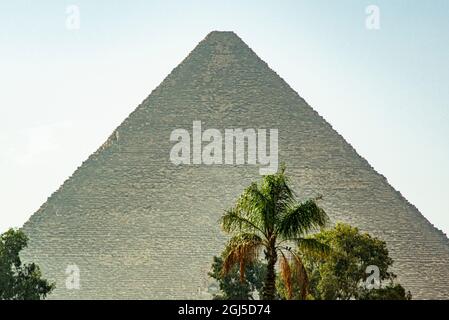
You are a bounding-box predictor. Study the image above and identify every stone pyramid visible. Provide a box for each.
[21,31,449,299]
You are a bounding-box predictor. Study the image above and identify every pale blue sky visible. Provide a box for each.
[0,1,448,235]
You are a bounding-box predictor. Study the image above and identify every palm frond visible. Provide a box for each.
[222,233,263,282]
[262,171,294,210]
[279,251,293,299]
[296,237,330,258]
[291,252,309,300]
[255,169,297,232]
[279,246,310,300]
[239,182,272,232]
[221,209,264,235]
[277,199,329,238]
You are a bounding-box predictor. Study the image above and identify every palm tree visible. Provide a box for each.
[221,166,329,300]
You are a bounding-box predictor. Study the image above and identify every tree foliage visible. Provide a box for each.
[0,229,55,300]
[208,256,266,300]
[302,223,411,300]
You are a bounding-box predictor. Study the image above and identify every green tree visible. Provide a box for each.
[359,283,412,300]
[0,229,55,300]
[208,256,266,300]
[303,223,411,300]
[220,166,329,300]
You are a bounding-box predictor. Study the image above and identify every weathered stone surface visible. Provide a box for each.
[21,31,449,299]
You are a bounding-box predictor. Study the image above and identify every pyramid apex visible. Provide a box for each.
[204,30,241,41]
[206,30,237,35]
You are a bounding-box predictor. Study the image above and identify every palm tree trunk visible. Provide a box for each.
[262,244,277,300]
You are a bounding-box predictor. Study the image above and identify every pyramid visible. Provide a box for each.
[21,31,449,299]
